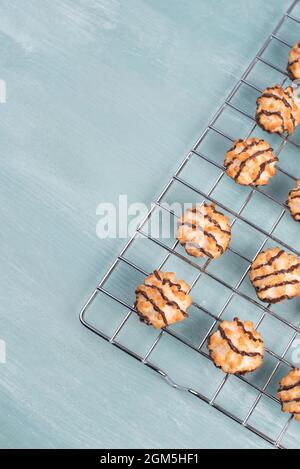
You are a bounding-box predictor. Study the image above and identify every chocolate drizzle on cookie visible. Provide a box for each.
[256,110,285,133]
[208,318,264,375]
[176,203,231,259]
[288,41,300,80]
[219,324,263,358]
[224,138,278,187]
[279,380,300,392]
[278,369,300,421]
[252,249,284,271]
[234,317,263,343]
[135,271,192,329]
[181,241,214,259]
[135,289,169,326]
[253,262,300,282]
[250,247,300,304]
[144,283,188,317]
[287,181,300,223]
[256,86,300,136]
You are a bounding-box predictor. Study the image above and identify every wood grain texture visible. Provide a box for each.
[0,0,292,448]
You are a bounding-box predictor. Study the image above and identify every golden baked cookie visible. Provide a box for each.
[249,247,300,304]
[208,318,264,375]
[176,203,231,259]
[287,180,300,222]
[256,85,300,135]
[135,270,192,329]
[278,368,300,422]
[288,40,300,80]
[224,138,278,186]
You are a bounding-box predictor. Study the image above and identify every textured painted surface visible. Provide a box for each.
[0,0,296,448]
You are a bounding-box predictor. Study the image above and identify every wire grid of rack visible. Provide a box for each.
[80,0,300,449]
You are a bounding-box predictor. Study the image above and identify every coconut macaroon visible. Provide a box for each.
[256,85,300,135]
[278,368,300,422]
[287,40,300,80]
[176,203,231,259]
[134,270,192,329]
[287,180,300,223]
[249,247,300,304]
[224,138,278,186]
[208,318,264,375]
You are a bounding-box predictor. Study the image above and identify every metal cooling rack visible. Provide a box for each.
[80,0,300,449]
